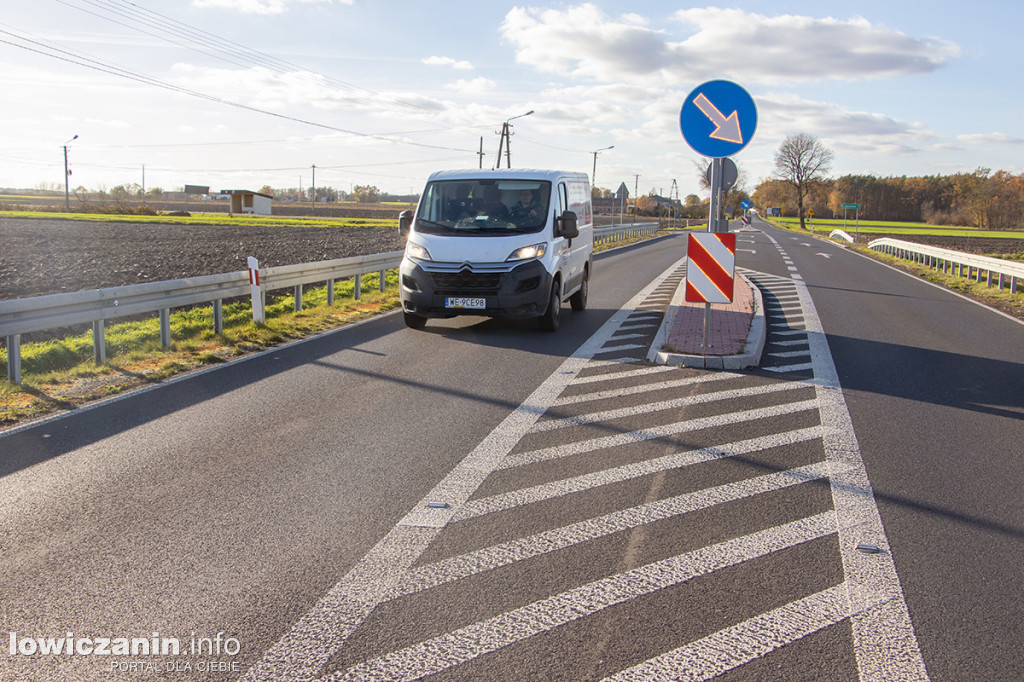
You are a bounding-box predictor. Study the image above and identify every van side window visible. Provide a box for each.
[558,183,568,216]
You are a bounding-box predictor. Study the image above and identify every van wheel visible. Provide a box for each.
[538,281,561,332]
[569,270,589,311]
[404,311,427,329]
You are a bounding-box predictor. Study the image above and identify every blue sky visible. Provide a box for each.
[1,0,1021,200]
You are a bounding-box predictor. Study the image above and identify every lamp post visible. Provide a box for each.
[496,110,533,168]
[63,134,78,211]
[591,145,613,188]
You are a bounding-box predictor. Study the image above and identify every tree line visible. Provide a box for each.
[754,167,1024,230]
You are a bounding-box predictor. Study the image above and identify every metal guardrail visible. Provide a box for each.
[1,222,662,385]
[868,237,1023,293]
[594,222,660,246]
[2,251,403,384]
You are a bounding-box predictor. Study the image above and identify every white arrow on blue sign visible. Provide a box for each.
[680,80,758,158]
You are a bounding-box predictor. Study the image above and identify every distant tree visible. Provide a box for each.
[352,185,381,203]
[694,159,748,219]
[684,194,701,208]
[773,133,834,230]
[259,185,275,197]
[146,187,164,199]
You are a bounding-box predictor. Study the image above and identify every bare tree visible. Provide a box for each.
[773,133,834,230]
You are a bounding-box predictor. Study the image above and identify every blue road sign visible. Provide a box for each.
[680,80,757,158]
[741,199,753,209]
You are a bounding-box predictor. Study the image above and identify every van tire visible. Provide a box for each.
[404,311,428,330]
[538,281,561,332]
[569,269,589,311]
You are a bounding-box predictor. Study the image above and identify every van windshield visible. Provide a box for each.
[415,180,551,235]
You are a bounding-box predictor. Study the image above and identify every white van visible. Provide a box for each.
[399,169,593,331]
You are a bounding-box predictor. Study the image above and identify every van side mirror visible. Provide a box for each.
[399,210,413,237]
[559,210,578,239]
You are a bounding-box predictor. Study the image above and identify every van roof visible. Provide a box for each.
[426,169,589,184]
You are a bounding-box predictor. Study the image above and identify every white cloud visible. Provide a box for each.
[423,56,474,71]
[500,5,960,85]
[957,133,1024,145]
[191,0,346,16]
[444,78,496,94]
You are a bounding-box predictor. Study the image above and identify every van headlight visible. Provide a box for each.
[506,243,547,262]
[405,242,432,262]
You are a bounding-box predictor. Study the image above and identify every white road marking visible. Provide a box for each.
[240,258,690,682]
[454,426,824,522]
[498,399,819,470]
[606,584,850,682]
[330,514,837,682]
[552,371,733,407]
[389,460,836,601]
[532,381,807,432]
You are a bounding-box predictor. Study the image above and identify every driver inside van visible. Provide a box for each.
[509,189,542,223]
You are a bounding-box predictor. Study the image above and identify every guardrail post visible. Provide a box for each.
[379,270,386,292]
[354,274,362,301]
[159,308,171,348]
[213,299,223,334]
[5,334,21,385]
[248,257,265,324]
[93,320,106,365]
[294,285,303,312]
[1013,276,1019,294]
[327,279,335,306]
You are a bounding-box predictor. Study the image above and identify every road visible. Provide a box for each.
[1,221,1021,680]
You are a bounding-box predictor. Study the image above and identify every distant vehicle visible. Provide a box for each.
[399,169,593,331]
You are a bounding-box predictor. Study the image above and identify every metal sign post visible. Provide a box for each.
[680,80,756,357]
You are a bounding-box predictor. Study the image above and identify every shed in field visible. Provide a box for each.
[221,189,273,216]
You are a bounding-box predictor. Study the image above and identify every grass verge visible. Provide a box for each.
[1,273,399,429]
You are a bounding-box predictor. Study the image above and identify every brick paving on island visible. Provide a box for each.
[664,274,755,356]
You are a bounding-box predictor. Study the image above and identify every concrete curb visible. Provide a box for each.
[646,272,765,370]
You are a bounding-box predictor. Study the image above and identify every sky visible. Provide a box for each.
[1,0,1021,201]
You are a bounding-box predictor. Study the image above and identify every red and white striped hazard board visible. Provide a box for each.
[685,232,737,303]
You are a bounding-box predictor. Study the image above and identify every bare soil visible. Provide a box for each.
[0,217,406,300]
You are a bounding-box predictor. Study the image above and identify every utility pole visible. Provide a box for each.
[478,137,485,169]
[63,134,78,211]
[311,164,316,210]
[633,174,640,223]
[591,145,613,188]
[496,110,533,169]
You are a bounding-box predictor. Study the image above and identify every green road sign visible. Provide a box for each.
[842,203,861,210]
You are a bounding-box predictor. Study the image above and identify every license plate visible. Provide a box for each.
[445,297,486,310]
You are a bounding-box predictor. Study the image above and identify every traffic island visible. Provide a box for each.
[647,272,765,370]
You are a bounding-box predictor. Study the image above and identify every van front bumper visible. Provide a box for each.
[400,258,553,319]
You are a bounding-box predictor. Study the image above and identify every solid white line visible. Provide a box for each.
[498,399,819,470]
[390,460,836,601]
[605,583,850,682]
[329,513,838,682]
[455,426,824,522]
[795,272,930,680]
[532,381,807,432]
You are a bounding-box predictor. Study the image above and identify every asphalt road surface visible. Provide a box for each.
[1,222,1021,681]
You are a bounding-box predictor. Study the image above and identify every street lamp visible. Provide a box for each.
[496,110,533,168]
[591,145,614,188]
[63,134,78,211]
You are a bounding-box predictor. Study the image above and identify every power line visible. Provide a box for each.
[0,26,477,154]
[56,0,442,117]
